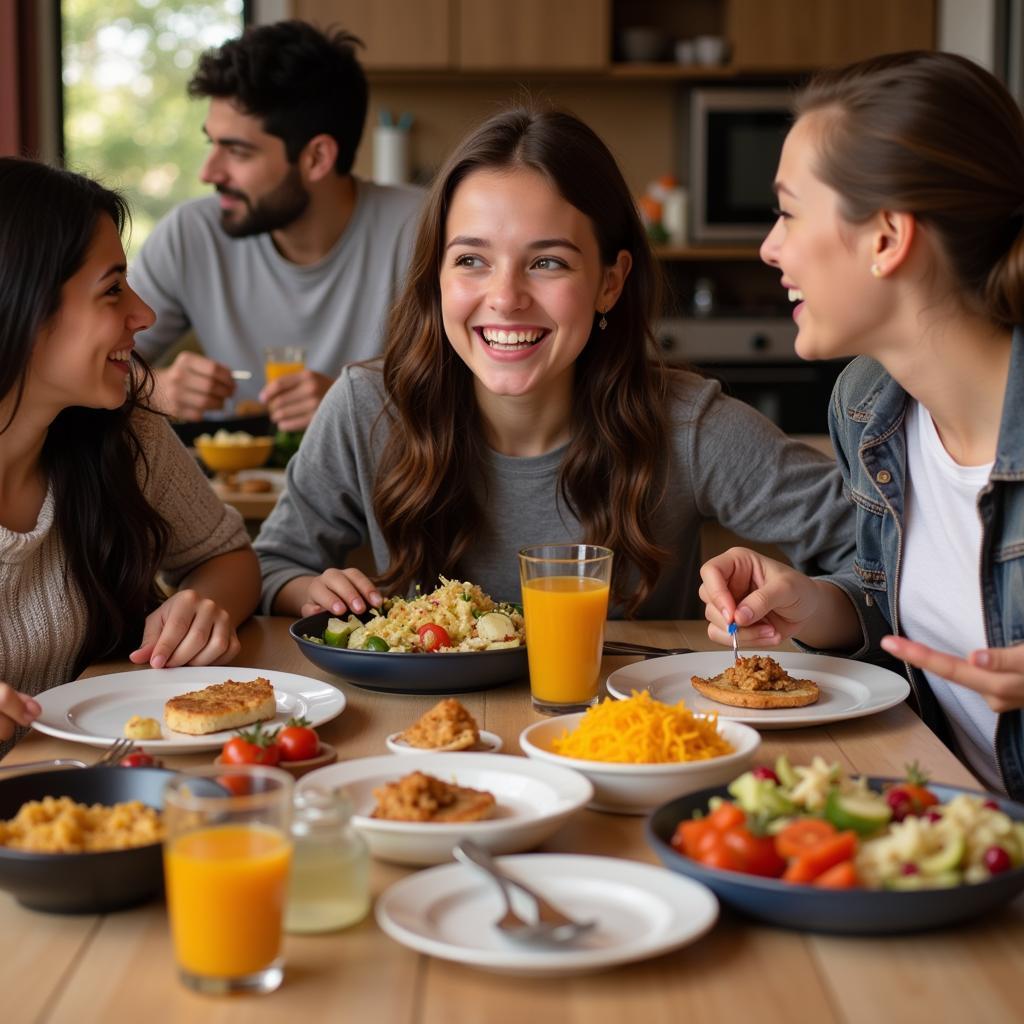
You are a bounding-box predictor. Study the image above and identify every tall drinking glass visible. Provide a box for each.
[264,345,307,383]
[518,544,613,715]
[163,765,294,996]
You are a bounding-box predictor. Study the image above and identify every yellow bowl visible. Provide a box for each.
[194,436,274,473]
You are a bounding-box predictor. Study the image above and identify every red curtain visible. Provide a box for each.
[0,0,42,158]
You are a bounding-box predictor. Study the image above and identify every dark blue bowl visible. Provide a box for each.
[290,611,528,695]
[647,779,1024,935]
[0,767,222,914]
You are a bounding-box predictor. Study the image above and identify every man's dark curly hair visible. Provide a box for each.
[188,20,367,175]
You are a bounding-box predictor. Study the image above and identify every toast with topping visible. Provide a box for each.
[163,677,277,735]
[399,698,480,751]
[691,655,819,709]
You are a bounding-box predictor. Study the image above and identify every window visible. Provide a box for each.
[61,0,248,254]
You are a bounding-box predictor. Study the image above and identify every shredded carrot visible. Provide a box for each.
[550,690,733,764]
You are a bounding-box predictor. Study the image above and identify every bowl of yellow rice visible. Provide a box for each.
[518,691,760,815]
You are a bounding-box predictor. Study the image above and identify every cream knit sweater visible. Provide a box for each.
[0,411,250,700]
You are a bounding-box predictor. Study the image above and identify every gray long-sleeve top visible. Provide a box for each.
[255,364,856,618]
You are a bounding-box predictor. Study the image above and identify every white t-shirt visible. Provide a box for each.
[899,400,1001,791]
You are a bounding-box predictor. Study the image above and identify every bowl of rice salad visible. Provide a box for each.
[290,579,528,694]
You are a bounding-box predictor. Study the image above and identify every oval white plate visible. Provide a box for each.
[606,651,910,730]
[31,667,346,753]
[375,853,718,976]
[385,730,503,755]
[298,752,592,866]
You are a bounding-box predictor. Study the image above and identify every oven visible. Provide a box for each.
[654,317,849,435]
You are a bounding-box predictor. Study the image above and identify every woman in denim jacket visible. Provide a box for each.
[698,51,1024,799]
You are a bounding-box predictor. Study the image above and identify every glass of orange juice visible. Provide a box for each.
[518,543,613,715]
[264,345,306,383]
[163,765,294,995]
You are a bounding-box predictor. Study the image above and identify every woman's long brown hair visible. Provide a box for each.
[372,108,675,615]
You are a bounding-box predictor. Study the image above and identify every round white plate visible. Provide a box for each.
[606,650,910,729]
[375,853,718,976]
[298,752,592,866]
[385,729,503,755]
[31,666,346,753]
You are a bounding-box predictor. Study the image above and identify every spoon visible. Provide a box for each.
[452,840,596,945]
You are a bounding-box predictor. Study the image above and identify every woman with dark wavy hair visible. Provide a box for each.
[0,158,260,745]
[257,107,853,620]
[699,51,1024,797]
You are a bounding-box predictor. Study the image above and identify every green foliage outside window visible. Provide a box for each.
[62,0,244,256]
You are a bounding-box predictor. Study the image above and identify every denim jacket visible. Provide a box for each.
[823,329,1024,800]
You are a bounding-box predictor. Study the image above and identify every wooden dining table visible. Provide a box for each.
[2,617,1022,1024]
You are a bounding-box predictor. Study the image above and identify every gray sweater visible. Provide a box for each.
[255,364,856,618]
[129,181,424,403]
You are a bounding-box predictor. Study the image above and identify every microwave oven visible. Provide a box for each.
[689,88,792,243]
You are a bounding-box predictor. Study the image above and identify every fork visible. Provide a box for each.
[453,840,596,945]
[602,640,695,659]
[0,736,135,775]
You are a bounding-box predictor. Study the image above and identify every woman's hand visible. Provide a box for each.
[699,547,824,647]
[0,683,41,743]
[881,635,1024,713]
[301,568,383,619]
[129,589,241,669]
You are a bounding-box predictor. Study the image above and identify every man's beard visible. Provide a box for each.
[217,165,310,238]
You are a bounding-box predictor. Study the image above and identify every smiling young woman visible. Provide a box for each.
[256,107,856,622]
[699,51,1024,800]
[0,159,261,749]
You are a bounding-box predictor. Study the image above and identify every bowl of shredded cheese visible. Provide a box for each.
[518,691,760,815]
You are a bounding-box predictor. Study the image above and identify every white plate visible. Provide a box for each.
[606,650,910,729]
[298,753,592,866]
[31,667,346,753]
[375,853,718,976]
[385,729,503,755]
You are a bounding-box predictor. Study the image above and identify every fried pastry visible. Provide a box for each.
[399,698,480,751]
[370,771,495,822]
[163,677,277,735]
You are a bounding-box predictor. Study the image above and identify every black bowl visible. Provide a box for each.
[0,767,219,914]
[647,779,1024,935]
[290,611,529,695]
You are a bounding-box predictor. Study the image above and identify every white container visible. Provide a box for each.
[373,124,411,186]
[694,35,728,66]
[662,186,689,245]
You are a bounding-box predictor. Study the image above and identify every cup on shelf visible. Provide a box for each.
[620,26,668,63]
[674,39,696,66]
[694,35,728,66]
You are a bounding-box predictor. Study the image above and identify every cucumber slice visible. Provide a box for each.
[825,789,893,835]
[775,754,798,789]
[728,772,796,817]
[323,617,355,648]
[919,832,966,876]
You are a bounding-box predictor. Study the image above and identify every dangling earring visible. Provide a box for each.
[870,263,883,278]
[598,309,608,331]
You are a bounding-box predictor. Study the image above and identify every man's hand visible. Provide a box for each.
[260,369,333,431]
[881,635,1024,713]
[152,352,235,421]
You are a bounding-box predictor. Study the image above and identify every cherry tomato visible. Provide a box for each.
[695,835,745,873]
[417,623,452,652]
[752,765,780,784]
[277,717,319,762]
[721,828,786,877]
[119,750,156,768]
[984,845,1012,874]
[220,722,282,766]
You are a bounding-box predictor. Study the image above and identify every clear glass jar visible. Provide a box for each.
[285,787,370,934]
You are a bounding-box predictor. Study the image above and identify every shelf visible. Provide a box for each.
[608,62,738,79]
[366,64,748,84]
[653,244,762,261]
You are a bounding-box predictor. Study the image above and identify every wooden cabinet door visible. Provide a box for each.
[727,0,935,71]
[292,0,452,70]
[458,0,610,70]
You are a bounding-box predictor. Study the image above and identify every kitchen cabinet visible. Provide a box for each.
[726,0,936,72]
[291,0,452,70]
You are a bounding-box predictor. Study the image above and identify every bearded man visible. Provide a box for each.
[130,20,423,431]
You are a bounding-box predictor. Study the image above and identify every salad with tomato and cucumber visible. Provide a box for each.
[671,756,1024,890]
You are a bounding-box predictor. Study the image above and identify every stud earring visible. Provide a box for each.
[870,263,883,278]
[598,310,608,331]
